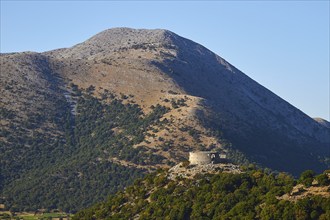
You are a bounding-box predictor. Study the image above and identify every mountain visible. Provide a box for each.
[1,27,329,211]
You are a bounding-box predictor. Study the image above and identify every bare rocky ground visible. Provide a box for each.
[168,162,242,180]
[278,184,330,202]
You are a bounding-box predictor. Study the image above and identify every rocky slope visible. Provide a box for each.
[1,28,329,211]
[47,27,329,172]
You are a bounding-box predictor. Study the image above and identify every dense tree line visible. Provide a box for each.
[73,168,330,220]
[0,90,72,191]
[1,89,170,212]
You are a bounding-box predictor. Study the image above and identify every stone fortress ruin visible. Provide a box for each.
[168,151,239,180]
[189,151,227,165]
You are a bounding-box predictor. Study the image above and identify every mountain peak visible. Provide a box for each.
[90,27,175,44]
[48,27,179,59]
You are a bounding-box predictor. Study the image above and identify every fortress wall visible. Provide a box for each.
[189,152,212,165]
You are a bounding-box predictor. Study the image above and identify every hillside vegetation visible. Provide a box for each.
[1,88,172,212]
[73,168,330,220]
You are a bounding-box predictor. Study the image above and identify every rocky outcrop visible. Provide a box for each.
[168,162,241,180]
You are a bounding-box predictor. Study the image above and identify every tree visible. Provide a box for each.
[315,173,330,186]
[298,170,315,187]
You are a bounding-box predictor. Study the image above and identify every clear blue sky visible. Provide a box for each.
[1,1,329,120]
